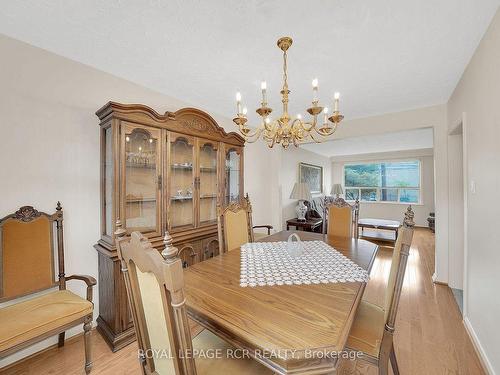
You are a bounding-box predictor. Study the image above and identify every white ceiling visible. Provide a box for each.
[0,1,499,121]
[301,127,434,157]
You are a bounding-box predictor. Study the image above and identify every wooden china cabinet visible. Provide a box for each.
[94,102,244,351]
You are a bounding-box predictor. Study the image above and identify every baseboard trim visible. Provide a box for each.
[433,280,448,286]
[463,316,495,375]
[432,273,448,286]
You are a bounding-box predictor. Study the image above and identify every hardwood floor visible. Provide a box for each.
[339,228,484,375]
[1,229,484,375]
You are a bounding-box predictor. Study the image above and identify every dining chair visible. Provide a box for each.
[115,225,272,375]
[217,193,273,253]
[0,203,96,374]
[323,197,360,238]
[345,206,415,375]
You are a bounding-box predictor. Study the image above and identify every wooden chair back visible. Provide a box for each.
[384,206,415,330]
[217,193,254,253]
[115,223,196,375]
[0,203,66,302]
[323,197,360,238]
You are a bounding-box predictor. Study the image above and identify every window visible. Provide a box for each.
[344,160,420,203]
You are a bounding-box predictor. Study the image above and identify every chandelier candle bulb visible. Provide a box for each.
[261,81,267,105]
[312,78,319,103]
[242,107,248,116]
[236,92,242,115]
[334,92,340,112]
[323,107,329,124]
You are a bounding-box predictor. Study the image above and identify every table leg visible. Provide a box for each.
[287,225,290,230]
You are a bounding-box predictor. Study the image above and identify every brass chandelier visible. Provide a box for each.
[233,36,344,149]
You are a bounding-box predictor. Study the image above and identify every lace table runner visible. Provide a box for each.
[240,241,369,287]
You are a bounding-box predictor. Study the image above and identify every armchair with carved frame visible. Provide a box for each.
[0,203,96,374]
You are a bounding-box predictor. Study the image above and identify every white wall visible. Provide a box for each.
[447,8,500,374]
[331,149,435,226]
[447,127,464,291]
[0,34,276,366]
[280,147,332,229]
[245,143,282,230]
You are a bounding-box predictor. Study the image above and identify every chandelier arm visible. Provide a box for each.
[262,121,277,141]
[299,118,317,133]
[264,118,276,132]
[241,126,265,142]
[313,127,331,136]
[239,124,265,139]
[263,133,276,142]
[313,122,338,137]
[267,137,276,148]
[303,112,321,132]
[308,130,326,144]
[246,136,262,144]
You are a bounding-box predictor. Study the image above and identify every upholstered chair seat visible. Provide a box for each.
[345,300,385,358]
[253,231,270,241]
[193,329,272,374]
[0,290,93,353]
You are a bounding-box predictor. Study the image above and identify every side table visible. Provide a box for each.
[286,218,323,232]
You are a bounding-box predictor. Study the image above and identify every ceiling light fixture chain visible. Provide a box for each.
[233,36,344,149]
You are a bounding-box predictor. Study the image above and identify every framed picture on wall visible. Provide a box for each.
[299,162,323,194]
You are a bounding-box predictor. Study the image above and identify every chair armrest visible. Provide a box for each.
[253,225,273,235]
[66,275,97,302]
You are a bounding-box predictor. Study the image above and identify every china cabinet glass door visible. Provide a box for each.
[198,140,218,226]
[102,125,114,238]
[124,125,161,235]
[225,147,242,204]
[169,133,195,230]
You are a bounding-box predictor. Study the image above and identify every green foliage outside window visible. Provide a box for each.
[344,161,420,203]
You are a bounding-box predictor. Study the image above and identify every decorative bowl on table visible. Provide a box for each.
[286,233,304,258]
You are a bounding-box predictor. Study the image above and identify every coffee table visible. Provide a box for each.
[358,218,401,243]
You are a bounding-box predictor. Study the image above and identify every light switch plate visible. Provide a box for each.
[470,180,476,194]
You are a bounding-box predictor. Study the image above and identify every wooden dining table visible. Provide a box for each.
[183,231,379,374]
